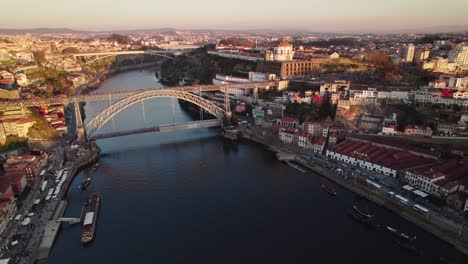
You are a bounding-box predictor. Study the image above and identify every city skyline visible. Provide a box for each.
[1,0,468,33]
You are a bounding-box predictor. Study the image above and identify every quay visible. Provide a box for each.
[32,143,100,262]
[239,130,468,256]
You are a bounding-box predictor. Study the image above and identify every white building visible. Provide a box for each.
[266,40,294,61]
[212,74,249,95]
[382,125,398,135]
[404,125,433,137]
[279,129,294,144]
[403,44,415,63]
[248,72,276,82]
[15,52,34,62]
[404,170,446,196]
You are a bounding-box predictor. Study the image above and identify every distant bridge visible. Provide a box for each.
[93,119,221,140]
[72,49,185,58]
[72,50,182,64]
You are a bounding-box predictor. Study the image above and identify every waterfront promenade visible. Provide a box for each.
[0,143,99,263]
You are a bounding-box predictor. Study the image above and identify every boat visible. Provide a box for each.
[92,162,99,172]
[353,205,374,218]
[386,226,417,241]
[392,236,418,252]
[347,209,374,227]
[321,184,337,196]
[79,178,91,191]
[81,192,100,244]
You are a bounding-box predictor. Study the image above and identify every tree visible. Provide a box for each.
[62,47,80,55]
[33,51,46,63]
[107,34,132,45]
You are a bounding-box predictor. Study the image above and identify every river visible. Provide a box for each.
[45,70,467,264]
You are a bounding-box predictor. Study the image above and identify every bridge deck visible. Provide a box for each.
[93,119,221,140]
[0,81,277,109]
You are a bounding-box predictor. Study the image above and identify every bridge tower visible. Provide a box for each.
[253,85,259,104]
[74,101,87,142]
[224,87,232,120]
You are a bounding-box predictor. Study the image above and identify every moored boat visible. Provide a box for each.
[92,162,99,172]
[346,209,374,227]
[81,192,100,244]
[321,184,337,196]
[353,205,374,218]
[79,178,91,191]
[386,226,416,241]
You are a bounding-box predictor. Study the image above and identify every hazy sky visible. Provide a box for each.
[2,0,468,32]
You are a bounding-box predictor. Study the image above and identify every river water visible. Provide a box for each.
[45,70,467,264]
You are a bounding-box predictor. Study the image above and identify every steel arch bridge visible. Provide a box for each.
[84,89,225,139]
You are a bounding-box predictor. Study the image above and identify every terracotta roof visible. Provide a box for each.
[278,40,291,47]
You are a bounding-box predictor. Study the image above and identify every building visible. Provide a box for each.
[0,180,16,237]
[265,40,295,61]
[404,125,433,137]
[319,80,350,95]
[0,50,10,61]
[275,116,299,128]
[326,139,436,177]
[382,125,398,135]
[449,45,468,67]
[358,114,384,132]
[15,52,34,62]
[437,123,456,136]
[403,44,415,63]
[414,49,430,64]
[302,122,328,137]
[3,154,47,183]
[0,118,36,138]
[264,103,284,119]
[310,137,327,154]
[404,159,468,198]
[258,59,326,79]
[278,127,296,144]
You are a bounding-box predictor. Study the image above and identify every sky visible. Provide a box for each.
[1,0,468,33]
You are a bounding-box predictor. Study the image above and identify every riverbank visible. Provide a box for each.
[33,143,100,262]
[239,130,468,256]
[76,61,162,96]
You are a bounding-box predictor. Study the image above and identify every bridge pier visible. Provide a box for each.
[74,101,87,142]
[77,127,87,142]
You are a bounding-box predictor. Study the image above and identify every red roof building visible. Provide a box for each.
[326,139,437,177]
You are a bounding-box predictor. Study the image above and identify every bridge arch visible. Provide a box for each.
[84,89,225,139]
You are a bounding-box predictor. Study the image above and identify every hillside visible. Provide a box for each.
[160,46,257,86]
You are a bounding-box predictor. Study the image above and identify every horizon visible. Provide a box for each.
[1,0,468,34]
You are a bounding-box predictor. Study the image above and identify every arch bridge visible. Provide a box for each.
[0,81,278,141]
[73,50,181,64]
[84,89,226,139]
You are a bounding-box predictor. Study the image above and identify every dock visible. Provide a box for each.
[37,221,62,260]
